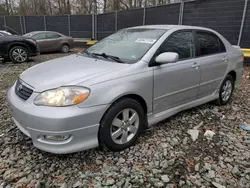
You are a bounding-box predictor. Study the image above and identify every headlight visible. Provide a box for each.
[26,39,37,45]
[34,86,90,107]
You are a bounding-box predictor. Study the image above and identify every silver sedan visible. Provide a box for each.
[8,25,244,154]
[24,31,73,53]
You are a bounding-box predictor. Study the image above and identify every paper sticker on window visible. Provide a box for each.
[135,38,157,44]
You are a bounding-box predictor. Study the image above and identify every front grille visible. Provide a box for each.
[15,79,33,101]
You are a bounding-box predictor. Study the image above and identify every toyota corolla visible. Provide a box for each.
[8,25,244,154]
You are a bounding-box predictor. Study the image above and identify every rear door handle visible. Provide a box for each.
[192,62,199,68]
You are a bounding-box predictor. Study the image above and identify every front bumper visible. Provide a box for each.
[7,85,108,154]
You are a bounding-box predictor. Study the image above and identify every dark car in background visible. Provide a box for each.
[24,31,74,53]
[0,31,39,63]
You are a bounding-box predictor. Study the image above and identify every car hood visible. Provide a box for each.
[20,54,130,92]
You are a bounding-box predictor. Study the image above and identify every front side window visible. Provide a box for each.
[84,28,167,63]
[33,33,46,40]
[47,32,61,39]
[158,31,194,60]
[197,31,221,56]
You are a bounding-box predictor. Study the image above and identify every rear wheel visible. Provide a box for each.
[61,44,70,53]
[216,75,235,105]
[99,98,145,151]
[9,46,29,63]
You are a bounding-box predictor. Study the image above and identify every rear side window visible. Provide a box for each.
[159,31,194,60]
[197,31,225,56]
[47,33,61,39]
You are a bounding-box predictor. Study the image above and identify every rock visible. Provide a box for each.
[118,157,125,163]
[232,165,240,176]
[227,115,235,120]
[95,159,102,165]
[183,137,188,145]
[212,182,226,188]
[35,172,43,179]
[60,183,67,188]
[73,181,82,188]
[1,147,10,156]
[207,170,216,178]
[17,177,29,184]
[224,157,233,163]
[195,163,200,172]
[187,129,199,141]
[161,175,170,183]
[204,130,216,140]
[204,163,212,170]
[167,159,175,166]
[161,143,168,148]
[95,177,102,182]
[171,138,179,146]
[152,169,162,174]
[156,182,164,187]
[105,178,115,185]
[193,121,203,130]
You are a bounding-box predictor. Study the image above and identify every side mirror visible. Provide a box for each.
[155,52,179,64]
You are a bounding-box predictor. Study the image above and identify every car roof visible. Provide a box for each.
[129,25,214,32]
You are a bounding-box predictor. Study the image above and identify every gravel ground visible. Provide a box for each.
[0,51,250,188]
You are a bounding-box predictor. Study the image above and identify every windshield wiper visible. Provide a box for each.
[84,51,99,58]
[92,53,125,63]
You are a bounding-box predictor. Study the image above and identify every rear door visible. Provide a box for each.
[45,32,62,51]
[195,30,228,99]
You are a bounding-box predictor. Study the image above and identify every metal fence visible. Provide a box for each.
[0,0,250,48]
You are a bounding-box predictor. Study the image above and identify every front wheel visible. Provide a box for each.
[99,98,145,151]
[9,46,29,63]
[216,75,235,105]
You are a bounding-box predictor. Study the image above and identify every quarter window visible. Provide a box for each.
[197,31,225,56]
[158,31,194,60]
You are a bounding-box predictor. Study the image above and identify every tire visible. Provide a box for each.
[61,44,70,53]
[9,46,29,63]
[99,98,145,152]
[216,75,235,105]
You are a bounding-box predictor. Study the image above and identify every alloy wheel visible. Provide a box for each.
[12,48,27,63]
[221,80,232,102]
[110,108,139,145]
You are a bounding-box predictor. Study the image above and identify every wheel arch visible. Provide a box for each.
[99,93,149,132]
[227,70,236,81]
[8,43,31,56]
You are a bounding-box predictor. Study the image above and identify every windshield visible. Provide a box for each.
[84,28,166,63]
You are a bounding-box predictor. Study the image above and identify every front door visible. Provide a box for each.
[32,33,47,52]
[153,30,200,113]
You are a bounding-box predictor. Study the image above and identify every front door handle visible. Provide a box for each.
[192,62,199,69]
[222,57,228,62]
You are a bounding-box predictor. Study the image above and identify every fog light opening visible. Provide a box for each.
[44,135,71,141]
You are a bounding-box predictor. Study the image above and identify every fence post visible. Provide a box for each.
[44,15,47,31]
[143,8,146,25]
[92,14,95,39]
[178,0,184,25]
[115,11,118,31]
[19,16,23,35]
[3,16,6,26]
[23,16,26,33]
[68,15,71,36]
[238,0,248,46]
